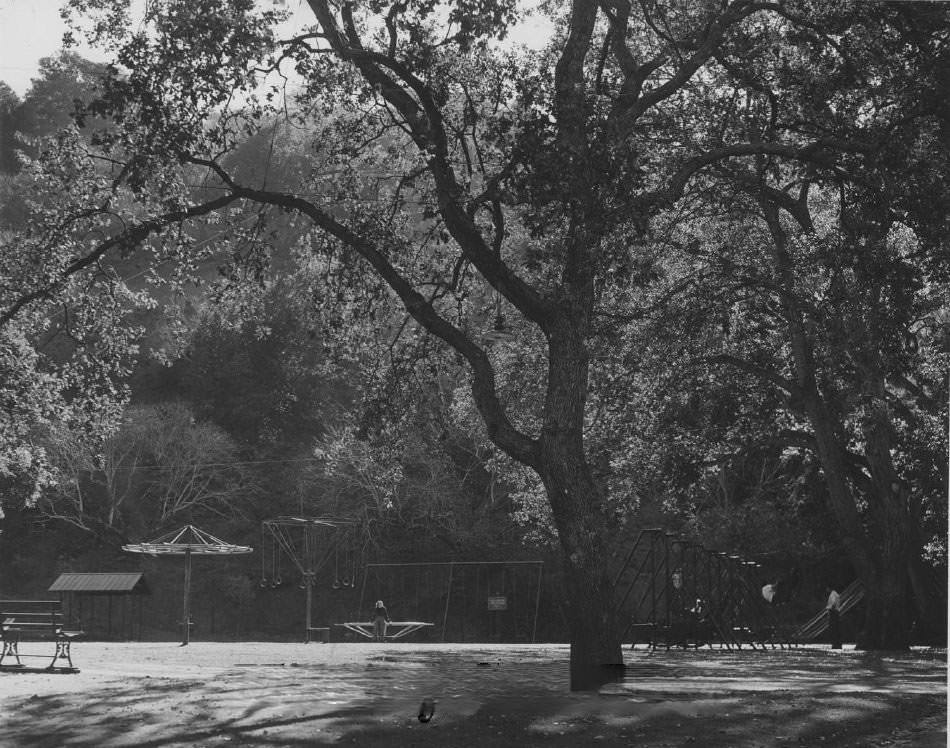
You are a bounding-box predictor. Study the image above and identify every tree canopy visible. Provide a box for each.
[0,0,947,685]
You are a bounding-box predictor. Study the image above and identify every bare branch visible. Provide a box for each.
[702,352,801,398]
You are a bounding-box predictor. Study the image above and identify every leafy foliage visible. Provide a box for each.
[0,0,946,659]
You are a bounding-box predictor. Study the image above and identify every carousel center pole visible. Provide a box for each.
[182,547,192,646]
[305,572,314,643]
[122,524,251,648]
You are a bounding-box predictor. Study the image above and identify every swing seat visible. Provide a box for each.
[307,626,330,643]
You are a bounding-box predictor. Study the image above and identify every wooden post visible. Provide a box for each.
[441,562,454,642]
[182,549,192,646]
[531,563,543,643]
[651,535,660,632]
[305,575,313,643]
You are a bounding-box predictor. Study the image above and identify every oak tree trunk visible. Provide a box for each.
[858,562,911,650]
[540,320,626,690]
[761,201,921,651]
[543,461,626,690]
[854,401,918,649]
[564,566,625,690]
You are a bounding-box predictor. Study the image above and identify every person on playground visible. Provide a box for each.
[825,585,842,649]
[373,600,391,642]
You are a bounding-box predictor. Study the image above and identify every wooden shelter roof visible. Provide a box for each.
[49,572,148,593]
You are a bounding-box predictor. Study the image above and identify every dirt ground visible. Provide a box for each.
[0,641,944,747]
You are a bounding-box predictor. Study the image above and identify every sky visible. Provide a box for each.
[0,0,96,96]
[0,0,553,99]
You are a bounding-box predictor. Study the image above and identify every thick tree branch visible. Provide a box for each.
[593,272,705,325]
[702,352,801,398]
[303,0,551,329]
[598,0,637,78]
[554,0,598,160]
[772,429,872,484]
[642,138,874,212]
[0,193,241,329]
[613,0,776,129]
[190,157,541,467]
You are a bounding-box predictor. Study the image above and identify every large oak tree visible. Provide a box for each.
[2,0,946,685]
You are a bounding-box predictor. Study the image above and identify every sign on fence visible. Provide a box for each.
[487,595,508,611]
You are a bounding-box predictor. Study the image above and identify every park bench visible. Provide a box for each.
[626,622,661,649]
[0,599,83,672]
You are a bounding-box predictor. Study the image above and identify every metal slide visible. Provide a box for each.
[793,580,865,641]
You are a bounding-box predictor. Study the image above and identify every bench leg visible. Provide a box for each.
[50,640,73,670]
[1,639,21,667]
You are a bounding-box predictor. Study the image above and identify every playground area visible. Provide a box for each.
[3,521,944,746]
[248,520,877,649]
[0,641,944,747]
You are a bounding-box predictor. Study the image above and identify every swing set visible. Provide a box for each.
[260,516,362,641]
[356,561,544,643]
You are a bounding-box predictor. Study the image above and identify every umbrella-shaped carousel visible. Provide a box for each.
[123,525,252,645]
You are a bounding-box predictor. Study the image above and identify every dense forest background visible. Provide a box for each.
[0,55,569,640]
[0,0,946,650]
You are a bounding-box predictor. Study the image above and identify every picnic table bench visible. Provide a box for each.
[0,599,83,672]
[334,621,434,641]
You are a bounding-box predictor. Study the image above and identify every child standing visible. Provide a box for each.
[373,600,390,642]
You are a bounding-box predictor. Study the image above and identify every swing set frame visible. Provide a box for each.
[357,560,544,643]
[260,516,359,642]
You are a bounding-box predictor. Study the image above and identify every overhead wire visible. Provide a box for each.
[107,455,327,470]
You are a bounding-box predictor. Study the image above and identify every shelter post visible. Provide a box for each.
[182,548,192,646]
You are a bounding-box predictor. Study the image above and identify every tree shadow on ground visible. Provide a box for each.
[3,683,944,747]
[0,647,944,747]
[619,647,947,694]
